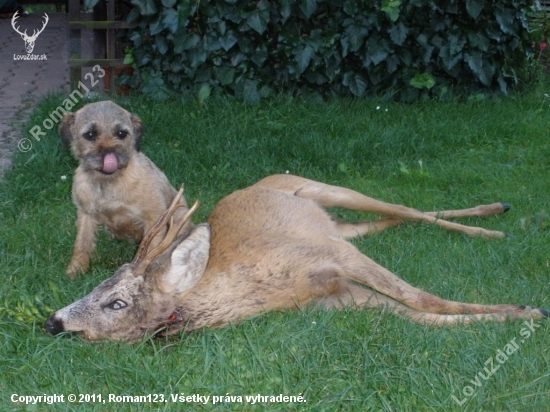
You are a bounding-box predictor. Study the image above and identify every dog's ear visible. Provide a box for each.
[58,113,75,151]
[131,114,145,152]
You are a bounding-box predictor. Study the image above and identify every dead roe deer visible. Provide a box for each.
[46,174,548,342]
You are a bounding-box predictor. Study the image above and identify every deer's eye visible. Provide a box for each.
[106,300,127,310]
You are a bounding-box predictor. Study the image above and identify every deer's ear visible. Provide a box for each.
[162,224,210,294]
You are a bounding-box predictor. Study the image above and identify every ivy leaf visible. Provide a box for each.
[416,33,434,63]
[130,0,157,16]
[466,0,483,19]
[218,67,235,85]
[148,14,165,35]
[345,22,369,52]
[155,36,168,55]
[141,71,172,99]
[494,7,515,35]
[299,0,318,19]
[294,44,314,76]
[173,33,200,54]
[247,12,266,34]
[250,45,268,66]
[280,0,292,20]
[439,46,461,70]
[386,54,400,74]
[343,1,358,16]
[467,32,490,52]
[448,33,466,55]
[389,22,408,46]
[366,36,389,66]
[123,52,134,65]
[125,7,141,24]
[465,51,495,86]
[220,31,238,52]
[198,84,211,103]
[342,72,367,96]
[243,80,261,105]
[161,9,178,34]
[410,73,435,89]
[381,0,402,22]
[247,0,271,34]
[324,54,341,81]
[188,48,207,68]
[132,45,150,66]
[161,0,176,7]
[162,4,195,34]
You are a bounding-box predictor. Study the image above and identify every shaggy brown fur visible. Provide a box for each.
[58,101,190,278]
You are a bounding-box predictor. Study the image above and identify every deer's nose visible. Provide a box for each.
[45,316,65,335]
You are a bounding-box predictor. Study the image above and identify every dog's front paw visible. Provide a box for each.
[66,259,89,279]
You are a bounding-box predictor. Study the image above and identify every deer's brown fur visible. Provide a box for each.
[46,174,548,342]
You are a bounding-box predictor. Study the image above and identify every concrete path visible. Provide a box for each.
[0,12,70,178]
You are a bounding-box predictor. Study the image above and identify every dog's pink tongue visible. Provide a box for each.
[102,153,118,174]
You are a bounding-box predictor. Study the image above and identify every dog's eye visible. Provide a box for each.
[116,130,128,139]
[106,300,127,310]
[83,131,96,141]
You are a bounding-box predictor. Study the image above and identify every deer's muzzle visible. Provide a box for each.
[45,315,65,336]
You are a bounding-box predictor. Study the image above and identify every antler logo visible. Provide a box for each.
[11,11,49,54]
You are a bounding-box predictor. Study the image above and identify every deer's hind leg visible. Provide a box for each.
[321,281,546,325]
[254,174,509,238]
[327,241,549,324]
[335,202,509,239]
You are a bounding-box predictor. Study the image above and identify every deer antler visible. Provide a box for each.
[31,13,49,40]
[11,11,26,37]
[11,12,48,40]
[132,185,199,275]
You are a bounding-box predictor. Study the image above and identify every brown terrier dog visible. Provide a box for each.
[59,100,190,278]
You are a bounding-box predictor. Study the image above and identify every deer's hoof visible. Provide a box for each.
[501,202,511,213]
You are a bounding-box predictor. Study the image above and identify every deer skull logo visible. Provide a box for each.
[11,11,49,54]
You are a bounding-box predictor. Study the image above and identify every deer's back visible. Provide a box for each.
[207,186,339,257]
[178,186,348,328]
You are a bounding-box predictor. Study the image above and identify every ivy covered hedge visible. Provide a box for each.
[123,0,535,101]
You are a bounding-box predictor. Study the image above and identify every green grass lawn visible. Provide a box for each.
[1,88,549,411]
